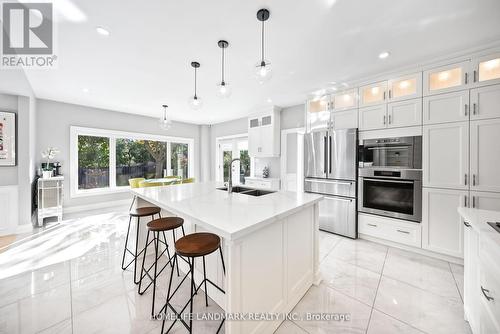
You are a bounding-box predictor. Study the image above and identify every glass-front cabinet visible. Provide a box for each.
[306,95,331,131]
[359,81,387,107]
[332,89,358,111]
[423,61,470,95]
[388,72,422,102]
[473,52,500,87]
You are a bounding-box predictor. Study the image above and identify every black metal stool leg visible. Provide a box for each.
[162,231,174,269]
[172,230,180,277]
[189,258,195,334]
[121,216,132,270]
[161,255,177,333]
[138,230,150,295]
[219,246,226,275]
[134,217,141,284]
[152,231,159,317]
[202,256,209,307]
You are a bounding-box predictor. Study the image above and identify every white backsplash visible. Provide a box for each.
[254,157,280,178]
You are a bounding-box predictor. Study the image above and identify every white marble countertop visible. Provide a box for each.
[458,207,500,249]
[131,182,323,240]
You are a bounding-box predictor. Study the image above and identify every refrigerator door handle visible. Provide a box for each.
[324,136,328,174]
[329,135,332,174]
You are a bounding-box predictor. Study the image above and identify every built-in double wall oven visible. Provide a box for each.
[358,136,422,222]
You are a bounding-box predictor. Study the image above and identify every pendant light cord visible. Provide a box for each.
[261,20,265,63]
[194,67,197,98]
[221,47,225,84]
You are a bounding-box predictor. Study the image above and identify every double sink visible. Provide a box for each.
[216,186,275,197]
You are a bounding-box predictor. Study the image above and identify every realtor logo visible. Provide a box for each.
[1,2,57,68]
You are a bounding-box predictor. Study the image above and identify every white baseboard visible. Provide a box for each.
[64,199,131,214]
[359,233,464,265]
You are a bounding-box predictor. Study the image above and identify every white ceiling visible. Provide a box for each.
[25,0,500,124]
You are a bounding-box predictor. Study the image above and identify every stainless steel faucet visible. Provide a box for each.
[228,158,240,193]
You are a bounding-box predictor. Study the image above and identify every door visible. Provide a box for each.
[331,109,358,129]
[329,128,357,180]
[470,191,500,211]
[387,98,422,128]
[423,122,469,190]
[388,72,422,102]
[422,187,467,258]
[304,130,328,178]
[359,81,387,107]
[358,104,387,131]
[470,118,500,192]
[472,52,500,87]
[318,195,356,238]
[423,61,471,96]
[423,90,470,125]
[470,84,500,120]
[332,89,358,111]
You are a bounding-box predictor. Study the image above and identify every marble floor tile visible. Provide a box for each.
[374,276,471,334]
[292,284,372,334]
[274,320,308,333]
[319,231,343,261]
[450,263,465,301]
[321,255,381,306]
[367,309,425,334]
[0,283,71,334]
[383,248,461,303]
[37,319,72,334]
[329,238,388,274]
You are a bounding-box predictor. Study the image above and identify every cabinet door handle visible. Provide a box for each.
[464,221,471,227]
[465,72,468,84]
[481,286,494,301]
[473,70,477,83]
[465,173,468,186]
[389,90,392,99]
[473,103,477,115]
[473,174,476,186]
[464,195,468,207]
[383,115,386,125]
[397,229,410,234]
[472,196,476,208]
[383,91,386,100]
[388,114,392,124]
[367,223,377,227]
[464,104,468,116]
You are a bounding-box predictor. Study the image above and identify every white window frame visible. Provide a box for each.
[214,133,254,183]
[70,126,194,198]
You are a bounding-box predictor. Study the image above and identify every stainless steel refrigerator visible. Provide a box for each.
[304,128,358,238]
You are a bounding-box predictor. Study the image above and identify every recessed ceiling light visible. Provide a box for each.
[82,88,89,93]
[96,26,110,36]
[379,51,390,59]
[267,98,273,103]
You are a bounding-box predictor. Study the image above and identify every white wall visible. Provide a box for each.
[36,99,201,210]
[209,104,305,180]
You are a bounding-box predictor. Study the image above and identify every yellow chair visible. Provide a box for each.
[164,176,178,179]
[129,178,145,189]
[182,178,195,184]
[139,180,164,188]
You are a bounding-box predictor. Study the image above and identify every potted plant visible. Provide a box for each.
[41,147,59,179]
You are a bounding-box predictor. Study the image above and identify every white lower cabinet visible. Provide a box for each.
[423,90,469,125]
[387,98,422,128]
[470,118,500,193]
[423,122,469,190]
[331,108,358,129]
[470,191,500,211]
[358,213,421,248]
[422,187,466,258]
[464,222,480,333]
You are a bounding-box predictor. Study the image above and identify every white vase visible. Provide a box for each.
[42,170,53,179]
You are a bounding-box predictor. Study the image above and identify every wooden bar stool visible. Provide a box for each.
[121,206,161,284]
[138,217,185,317]
[160,232,226,334]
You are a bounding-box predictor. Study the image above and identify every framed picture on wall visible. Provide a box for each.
[0,111,16,166]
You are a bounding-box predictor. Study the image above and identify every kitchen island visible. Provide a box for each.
[131,182,323,334]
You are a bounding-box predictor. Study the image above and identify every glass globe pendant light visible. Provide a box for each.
[255,8,272,84]
[217,40,232,98]
[159,104,172,130]
[188,61,203,110]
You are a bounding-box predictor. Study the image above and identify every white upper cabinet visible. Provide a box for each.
[248,107,281,158]
[387,98,422,128]
[470,118,500,193]
[423,122,469,190]
[359,81,387,107]
[332,89,358,111]
[331,108,358,130]
[387,72,422,102]
[423,90,470,125]
[306,95,331,131]
[471,52,500,87]
[470,84,500,120]
[358,104,387,131]
[306,95,331,114]
[423,61,471,96]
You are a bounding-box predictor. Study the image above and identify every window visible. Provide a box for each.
[216,135,253,185]
[70,127,194,197]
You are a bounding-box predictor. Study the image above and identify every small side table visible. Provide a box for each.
[37,176,64,227]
